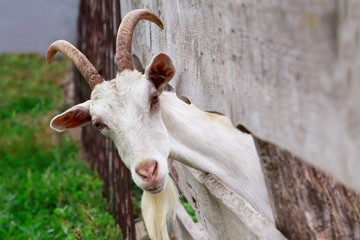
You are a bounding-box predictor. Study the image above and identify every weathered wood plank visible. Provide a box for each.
[121,0,360,192]
[173,203,209,240]
[254,137,360,240]
[172,162,285,240]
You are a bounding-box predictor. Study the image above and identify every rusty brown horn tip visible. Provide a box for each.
[46,40,104,90]
[116,9,163,73]
[46,46,57,65]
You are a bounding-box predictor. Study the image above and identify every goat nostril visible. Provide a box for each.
[154,162,157,175]
[150,161,157,176]
[136,169,149,180]
[135,160,158,181]
[141,174,149,179]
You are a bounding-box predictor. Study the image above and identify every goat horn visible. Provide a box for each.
[47,40,104,90]
[116,9,164,73]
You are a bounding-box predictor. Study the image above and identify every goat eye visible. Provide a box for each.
[94,121,106,130]
[151,95,159,104]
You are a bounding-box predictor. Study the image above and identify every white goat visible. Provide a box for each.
[48,9,274,240]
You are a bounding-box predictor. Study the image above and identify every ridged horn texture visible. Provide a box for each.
[47,40,104,90]
[116,9,164,73]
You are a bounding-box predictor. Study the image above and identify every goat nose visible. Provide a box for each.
[135,160,158,182]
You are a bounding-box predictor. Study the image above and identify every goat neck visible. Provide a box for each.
[160,91,275,222]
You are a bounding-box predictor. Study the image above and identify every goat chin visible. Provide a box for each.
[141,177,179,240]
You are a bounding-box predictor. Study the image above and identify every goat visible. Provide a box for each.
[48,9,274,240]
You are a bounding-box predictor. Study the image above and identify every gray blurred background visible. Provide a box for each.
[0,0,79,54]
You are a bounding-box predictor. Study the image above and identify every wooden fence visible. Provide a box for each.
[74,1,136,239]
[71,0,360,239]
[119,0,360,239]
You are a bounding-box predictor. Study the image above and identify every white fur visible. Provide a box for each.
[141,176,178,240]
[160,91,274,222]
[90,71,171,189]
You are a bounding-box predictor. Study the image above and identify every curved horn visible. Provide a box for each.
[116,9,164,73]
[47,40,104,90]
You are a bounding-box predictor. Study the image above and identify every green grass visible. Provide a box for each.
[0,54,122,240]
[179,194,198,223]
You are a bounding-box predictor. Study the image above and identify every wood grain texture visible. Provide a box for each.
[254,137,360,240]
[173,203,209,240]
[120,0,360,192]
[172,161,285,240]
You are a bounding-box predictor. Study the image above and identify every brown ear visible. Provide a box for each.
[50,100,91,132]
[145,53,175,91]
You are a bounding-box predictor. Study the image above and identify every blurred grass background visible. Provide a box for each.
[0,54,122,239]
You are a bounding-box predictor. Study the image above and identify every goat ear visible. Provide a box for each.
[50,100,91,132]
[146,53,175,92]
